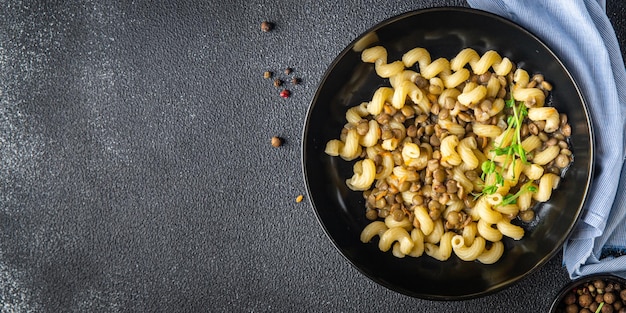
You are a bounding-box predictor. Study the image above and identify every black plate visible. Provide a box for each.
[302,7,593,300]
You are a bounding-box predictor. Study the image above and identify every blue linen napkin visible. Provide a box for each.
[466,0,626,279]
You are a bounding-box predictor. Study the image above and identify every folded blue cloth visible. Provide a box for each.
[467,0,626,279]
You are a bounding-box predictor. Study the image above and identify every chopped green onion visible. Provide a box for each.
[595,302,604,313]
[475,84,534,202]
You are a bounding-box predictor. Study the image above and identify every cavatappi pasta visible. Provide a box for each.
[325,46,573,264]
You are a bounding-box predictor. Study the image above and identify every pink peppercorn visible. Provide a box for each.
[280,89,291,98]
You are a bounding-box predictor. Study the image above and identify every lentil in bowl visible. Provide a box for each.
[550,274,626,313]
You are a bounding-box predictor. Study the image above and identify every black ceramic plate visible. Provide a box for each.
[302,7,593,300]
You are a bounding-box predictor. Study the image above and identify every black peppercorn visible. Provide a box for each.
[271,136,283,147]
[260,21,273,32]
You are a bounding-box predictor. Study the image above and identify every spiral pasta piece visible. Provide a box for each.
[521,135,542,153]
[458,83,487,106]
[442,68,470,89]
[533,145,560,166]
[457,137,479,170]
[346,102,369,124]
[403,47,469,88]
[324,139,343,157]
[438,88,462,106]
[392,80,419,109]
[452,235,486,261]
[523,163,544,180]
[420,58,451,80]
[361,46,405,78]
[461,222,478,245]
[359,120,381,147]
[402,142,421,162]
[496,219,524,240]
[438,119,466,136]
[384,215,413,231]
[528,107,560,132]
[379,227,414,254]
[518,183,537,211]
[477,241,504,264]
[413,205,435,236]
[402,47,431,69]
[425,219,445,244]
[451,166,475,194]
[360,221,388,243]
[367,87,394,115]
[340,128,362,160]
[477,219,503,242]
[475,196,503,224]
[375,151,394,180]
[450,48,513,75]
[450,48,480,72]
[407,228,425,257]
[424,232,454,261]
[513,87,546,107]
[393,166,419,182]
[472,123,503,138]
[440,135,463,166]
[346,158,376,191]
[390,70,420,89]
[533,173,560,202]
[513,68,530,88]
[486,75,503,98]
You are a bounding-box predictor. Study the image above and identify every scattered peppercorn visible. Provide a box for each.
[263,67,300,98]
[260,21,273,32]
[271,136,283,147]
[296,195,304,203]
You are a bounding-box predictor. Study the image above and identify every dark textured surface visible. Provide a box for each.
[0,1,623,312]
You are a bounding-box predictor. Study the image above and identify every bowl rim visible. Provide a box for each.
[549,274,626,312]
[301,6,595,300]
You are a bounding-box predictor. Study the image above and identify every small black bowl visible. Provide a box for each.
[302,7,593,300]
[550,274,626,312]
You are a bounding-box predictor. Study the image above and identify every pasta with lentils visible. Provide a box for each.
[324,46,573,264]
